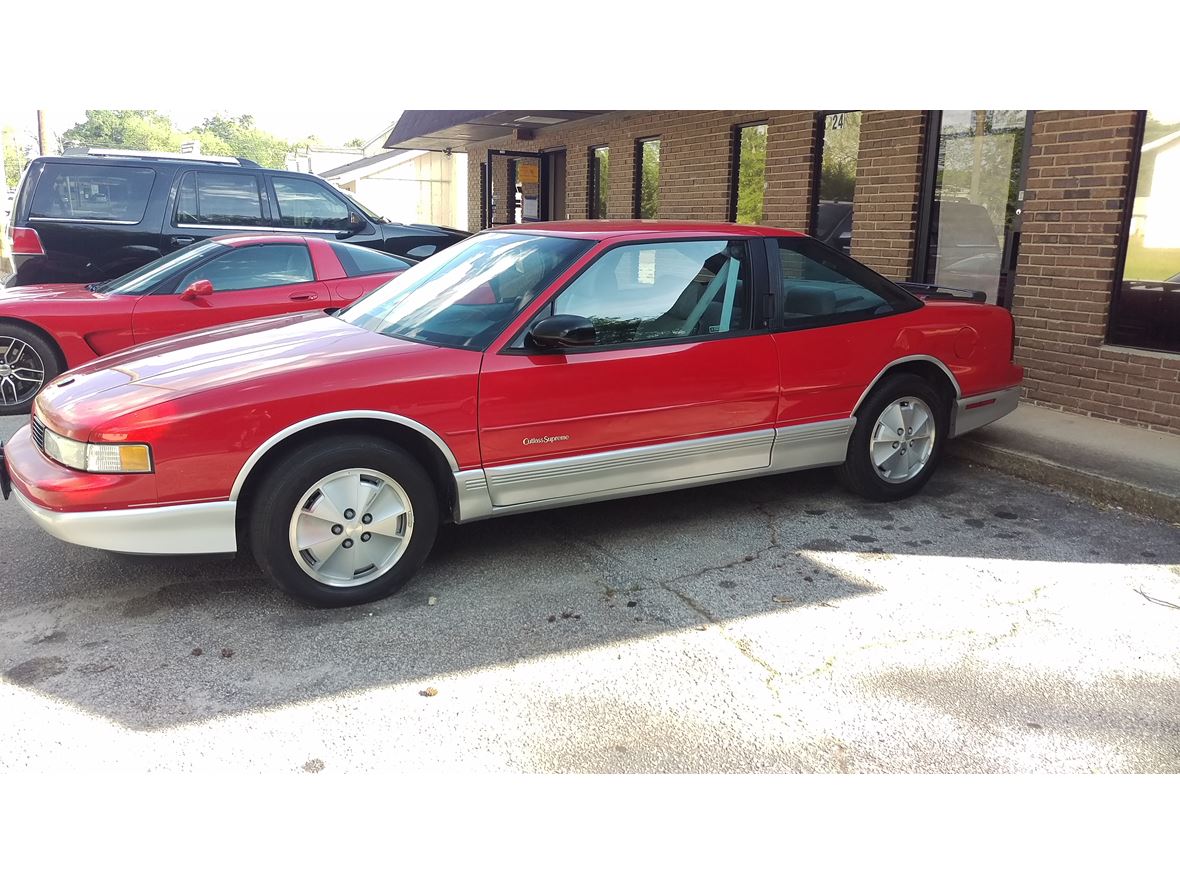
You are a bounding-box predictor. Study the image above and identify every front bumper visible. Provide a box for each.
[5,424,237,555]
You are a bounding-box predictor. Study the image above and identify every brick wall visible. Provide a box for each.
[1012,111,1180,434]
[849,111,927,279]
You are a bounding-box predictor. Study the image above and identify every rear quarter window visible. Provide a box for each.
[30,163,155,223]
[330,242,411,277]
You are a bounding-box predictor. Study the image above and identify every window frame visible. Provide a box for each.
[729,121,769,225]
[588,145,610,219]
[170,242,316,294]
[809,110,861,246]
[769,235,923,334]
[503,235,772,355]
[28,162,156,226]
[633,136,661,219]
[267,174,358,233]
[172,169,270,230]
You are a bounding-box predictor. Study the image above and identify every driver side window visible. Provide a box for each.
[174,244,314,293]
[552,239,751,346]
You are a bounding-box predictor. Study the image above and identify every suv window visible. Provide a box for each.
[552,239,751,346]
[272,177,352,230]
[30,163,154,223]
[175,171,265,227]
[776,237,918,329]
[331,241,411,277]
[174,243,314,293]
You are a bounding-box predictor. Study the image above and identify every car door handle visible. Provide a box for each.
[170,236,195,248]
[288,292,319,302]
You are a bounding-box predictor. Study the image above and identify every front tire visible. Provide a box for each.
[836,373,948,501]
[0,322,62,415]
[249,436,439,607]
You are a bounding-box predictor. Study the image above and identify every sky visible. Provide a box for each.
[2,108,402,150]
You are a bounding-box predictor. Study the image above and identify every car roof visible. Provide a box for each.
[494,219,806,240]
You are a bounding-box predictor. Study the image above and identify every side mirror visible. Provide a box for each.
[179,279,213,301]
[527,314,596,349]
[335,211,366,239]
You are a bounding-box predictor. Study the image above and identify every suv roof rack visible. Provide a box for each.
[82,147,261,168]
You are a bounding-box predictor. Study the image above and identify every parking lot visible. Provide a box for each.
[1,412,1178,773]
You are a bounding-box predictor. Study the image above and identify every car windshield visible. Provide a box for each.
[91,240,227,294]
[338,232,590,349]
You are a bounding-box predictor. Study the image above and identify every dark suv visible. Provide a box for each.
[1,149,469,287]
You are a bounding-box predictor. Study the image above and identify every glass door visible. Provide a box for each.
[484,149,545,227]
[916,110,1032,306]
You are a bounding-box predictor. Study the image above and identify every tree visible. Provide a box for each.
[193,114,291,168]
[3,127,32,189]
[735,124,767,224]
[61,110,181,153]
[345,137,366,149]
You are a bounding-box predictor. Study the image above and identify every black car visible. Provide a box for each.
[1,149,469,287]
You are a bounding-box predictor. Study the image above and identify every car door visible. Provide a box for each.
[477,237,780,507]
[770,236,925,425]
[162,168,272,254]
[130,242,329,343]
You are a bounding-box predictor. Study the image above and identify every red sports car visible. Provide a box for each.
[0,234,411,414]
[1,221,1022,607]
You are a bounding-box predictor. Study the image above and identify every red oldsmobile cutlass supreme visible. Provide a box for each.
[0,221,1022,606]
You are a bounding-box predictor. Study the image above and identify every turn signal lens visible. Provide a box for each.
[85,444,153,474]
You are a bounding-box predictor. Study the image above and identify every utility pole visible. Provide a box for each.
[37,110,54,156]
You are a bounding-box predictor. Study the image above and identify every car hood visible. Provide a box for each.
[0,282,111,304]
[36,312,437,430]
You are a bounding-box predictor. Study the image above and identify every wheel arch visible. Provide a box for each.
[0,315,68,372]
[231,412,460,533]
[852,356,960,417]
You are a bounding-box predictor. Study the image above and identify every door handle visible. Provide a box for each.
[170,236,195,248]
[289,292,319,302]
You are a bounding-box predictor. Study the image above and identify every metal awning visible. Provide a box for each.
[383,110,610,151]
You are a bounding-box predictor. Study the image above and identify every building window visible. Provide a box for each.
[589,145,610,219]
[732,123,767,224]
[1109,110,1180,354]
[918,110,1028,305]
[635,138,660,219]
[813,111,862,255]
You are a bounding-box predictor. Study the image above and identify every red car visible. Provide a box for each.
[1,221,1022,607]
[0,234,411,414]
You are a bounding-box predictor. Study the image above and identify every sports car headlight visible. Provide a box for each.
[42,426,153,474]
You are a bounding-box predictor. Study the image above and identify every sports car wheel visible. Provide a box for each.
[836,373,948,502]
[0,323,61,416]
[249,436,439,607]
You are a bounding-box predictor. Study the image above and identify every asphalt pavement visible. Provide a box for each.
[2,412,1178,772]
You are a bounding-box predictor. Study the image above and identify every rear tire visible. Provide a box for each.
[836,373,948,502]
[0,322,62,416]
[248,436,439,607]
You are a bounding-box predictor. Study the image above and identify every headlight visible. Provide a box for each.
[41,426,153,474]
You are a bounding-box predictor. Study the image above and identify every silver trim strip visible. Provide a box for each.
[951,386,1020,438]
[175,223,345,234]
[229,410,460,501]
[770,417,856,471]
[852,356,962,413]
[484,428,775,507]
[28,216,141,226]
[13,488,238,555]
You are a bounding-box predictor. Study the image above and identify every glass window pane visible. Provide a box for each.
[923,110,1027,304]
[192,172,265,227]
[734,124,767,224]
[637,139,660,219]
[590,146,609,219]
[30,163,154,222]
[815,112,861,254]
[554,240,750,345]
[331,241,411,277]
[176,244,313,292]
[1110,109,1180,353]
[273,177,351,230]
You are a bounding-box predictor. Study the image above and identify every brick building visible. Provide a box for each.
[385,110,1180,435]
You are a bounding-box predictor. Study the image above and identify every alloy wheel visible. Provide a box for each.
[869,396,936,484]
[0,336,46,407]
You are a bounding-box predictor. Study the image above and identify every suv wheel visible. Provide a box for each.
[249,436,439,607]
[836,373,948,501]
[0,323,62,415]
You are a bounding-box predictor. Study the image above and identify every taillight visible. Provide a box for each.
[10,227,45,255]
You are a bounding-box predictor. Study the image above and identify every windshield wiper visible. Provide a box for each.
[86,280,112,293]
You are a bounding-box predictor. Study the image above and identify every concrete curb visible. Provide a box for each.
[947,438,1180,525]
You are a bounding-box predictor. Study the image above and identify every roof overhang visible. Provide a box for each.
[383,110,611,152]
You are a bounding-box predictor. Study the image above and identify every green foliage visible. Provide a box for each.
[345,137,366,149]
[60,110,300,169]
[3,127,31,189]
[735,125,767,224]
[638,140,660,218]
[818,113,861,202]
[593,148,609,218]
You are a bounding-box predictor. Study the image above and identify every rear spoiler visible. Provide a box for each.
[897,282,987,303]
